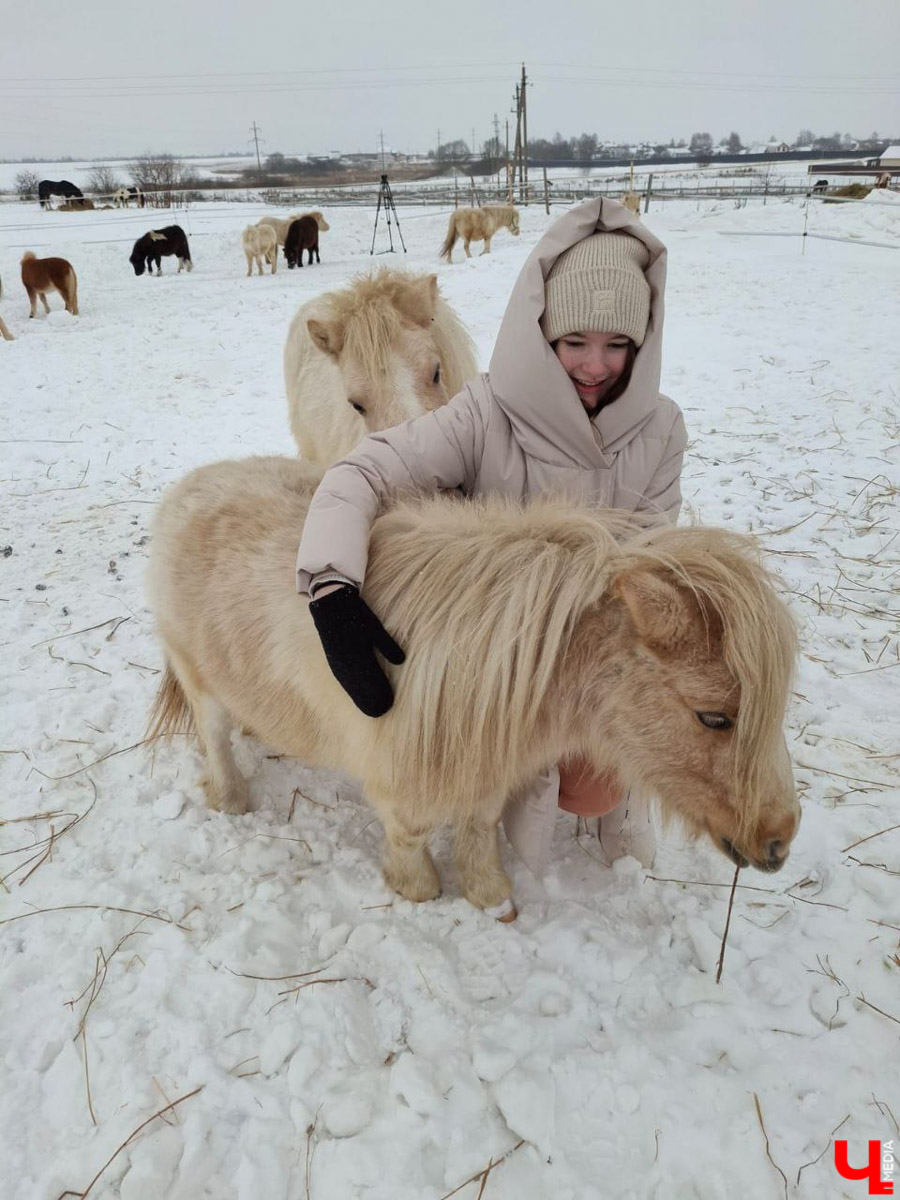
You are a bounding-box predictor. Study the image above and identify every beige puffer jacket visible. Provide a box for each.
[296,196,688,874]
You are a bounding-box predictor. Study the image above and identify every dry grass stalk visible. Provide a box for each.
[67,924,149,1123]
[56,1085,203,1199]
[842,823,900,853]
[31,615,131,649]
[225,964,331,982]
[0,904,190,930]
[305,1114,319,1200]
[438,1140,526,1200]
[752,1093,788,1200]
[871,1097,900,1137]
[715,864,741,984]
[2,780,98,888]
[857,994,900,1028]
[795,1113,850,1185]
[648,874,775,896]
[30,735,173,782]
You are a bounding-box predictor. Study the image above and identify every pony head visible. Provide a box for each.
[129,246,146,276]
[306,270,451,434]
[580,539,800,872]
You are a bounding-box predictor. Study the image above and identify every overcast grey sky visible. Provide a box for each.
[3,0,898,160]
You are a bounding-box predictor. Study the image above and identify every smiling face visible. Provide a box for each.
[553,331,632,414]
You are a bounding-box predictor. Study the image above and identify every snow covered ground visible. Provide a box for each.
[1,193,898,1199]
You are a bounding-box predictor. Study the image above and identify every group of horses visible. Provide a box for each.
[4,200,802,911]
[36,180,144,210]
[241,211,330,274]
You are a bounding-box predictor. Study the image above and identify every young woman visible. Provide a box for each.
[296,197,687,876]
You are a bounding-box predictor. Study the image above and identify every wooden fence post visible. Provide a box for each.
[643,173,653,213]
[543,167,550,214]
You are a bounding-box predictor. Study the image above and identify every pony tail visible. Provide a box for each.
[147,662,194,741]
[439,215,458,262]
[21,250,36,264]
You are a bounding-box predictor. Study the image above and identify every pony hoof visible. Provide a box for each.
[484,899,517,923]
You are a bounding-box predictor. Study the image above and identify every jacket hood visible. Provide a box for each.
[487,197,668,468]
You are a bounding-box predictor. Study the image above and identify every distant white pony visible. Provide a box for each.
[439,204,520,262]
[241,224,278,275]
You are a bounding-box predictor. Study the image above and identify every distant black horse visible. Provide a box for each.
[129,225,193,276]
[38,180,84,210]
[284,216,321,269]
[812,179,829,194]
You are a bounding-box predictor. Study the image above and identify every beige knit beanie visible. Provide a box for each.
[541,232,651,346]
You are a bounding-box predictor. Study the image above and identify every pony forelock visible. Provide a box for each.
[325,269,473,391]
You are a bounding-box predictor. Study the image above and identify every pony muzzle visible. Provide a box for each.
[720,836,791,873]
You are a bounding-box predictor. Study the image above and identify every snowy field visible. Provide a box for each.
[1,193,898,1199]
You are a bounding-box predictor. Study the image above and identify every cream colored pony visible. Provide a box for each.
[256,210,330,248]
[439,204,520,262]
[148,456,801,917]
[241,224,277,275]
[283,269,477,468]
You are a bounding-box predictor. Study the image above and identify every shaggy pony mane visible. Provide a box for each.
[366,496,796,831]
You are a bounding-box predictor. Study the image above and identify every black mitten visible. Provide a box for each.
[309,585,405,717]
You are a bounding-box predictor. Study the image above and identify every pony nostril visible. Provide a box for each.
[766,839,786,861]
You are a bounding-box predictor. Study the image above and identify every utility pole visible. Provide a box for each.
[249,121,264,171]
[511,83,521,195]
[436,128,441,166]
[492,112,501,163]
[379,130,386,172]
[520,63,529,202]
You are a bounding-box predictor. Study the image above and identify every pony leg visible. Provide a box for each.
[370,792,441,902]
[454,810,514,915]
[166,646,249,815]
[192,693,250,815]
[40,292,50,314]
[245,252,252,277]
[480,236,492,256]
[463,239,472,258]
[67,278,78,316]
[25,287,37,318]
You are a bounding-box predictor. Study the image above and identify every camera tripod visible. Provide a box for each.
[370,174,406,255]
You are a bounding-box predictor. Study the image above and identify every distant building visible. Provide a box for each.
[880,144,900,166]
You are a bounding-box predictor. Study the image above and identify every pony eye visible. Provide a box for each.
[432,364,441,385]
[696,711,733,730]
[348,400,366,415]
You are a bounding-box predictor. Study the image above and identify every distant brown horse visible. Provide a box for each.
[20,252,79,318]
[148,457,801,917]
[440,204,520,262]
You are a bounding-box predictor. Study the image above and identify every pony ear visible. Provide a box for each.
[396,275,438,327]
[615,569,697,656]
[307,318,344,357]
